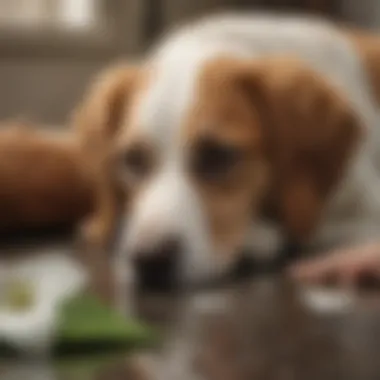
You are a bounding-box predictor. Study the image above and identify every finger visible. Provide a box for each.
[288,260,338,285]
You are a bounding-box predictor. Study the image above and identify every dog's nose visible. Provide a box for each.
[132,236,182,292]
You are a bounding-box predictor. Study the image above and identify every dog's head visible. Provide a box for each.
[75,55,361,286]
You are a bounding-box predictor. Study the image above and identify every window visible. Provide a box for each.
[0,0,99,31]
[0,0,144,58]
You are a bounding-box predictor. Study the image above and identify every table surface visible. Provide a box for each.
[1,238,380,380]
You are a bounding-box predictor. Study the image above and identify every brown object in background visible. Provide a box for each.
[0,121,95,233]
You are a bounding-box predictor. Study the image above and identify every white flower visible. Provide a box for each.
[0,250,88,356]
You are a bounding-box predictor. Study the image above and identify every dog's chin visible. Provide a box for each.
[178,247,247,292]
[180,268,230,292]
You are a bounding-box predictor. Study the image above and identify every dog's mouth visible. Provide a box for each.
[133,252,267,294]
[130,239,302,294]
[134,254,180,293]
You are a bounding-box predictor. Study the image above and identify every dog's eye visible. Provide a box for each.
[191,138,241,181]
[122,145,151,180]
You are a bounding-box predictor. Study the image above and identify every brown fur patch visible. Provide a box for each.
[184,58,271,259]
[72,63,143,249]
[189,56,361,250]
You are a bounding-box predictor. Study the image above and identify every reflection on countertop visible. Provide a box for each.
[2,240,380,380]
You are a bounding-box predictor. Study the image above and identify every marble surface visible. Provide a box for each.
[1,236,380,380]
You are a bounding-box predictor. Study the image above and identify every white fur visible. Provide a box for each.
[118,12,380,281]
[120,166,221,282]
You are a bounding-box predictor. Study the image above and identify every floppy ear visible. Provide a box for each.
[73,63,140,158]
[71,64,140,253]
[236,57,362,243]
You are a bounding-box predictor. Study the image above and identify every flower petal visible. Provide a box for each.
[0,251,88,355]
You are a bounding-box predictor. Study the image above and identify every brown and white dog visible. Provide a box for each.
[74,13,380,288]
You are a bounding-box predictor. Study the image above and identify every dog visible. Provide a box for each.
[0,121,94,234]
[73,12,380,290]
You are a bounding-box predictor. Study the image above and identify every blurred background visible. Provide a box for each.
[0,0,377,126]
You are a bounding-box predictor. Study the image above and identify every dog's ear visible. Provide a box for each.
[71,64,141,253]
[73,64,140,153]
[235,57,362,243]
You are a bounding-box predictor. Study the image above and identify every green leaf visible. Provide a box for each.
[0,293,158,357]
[54,293,158,355]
